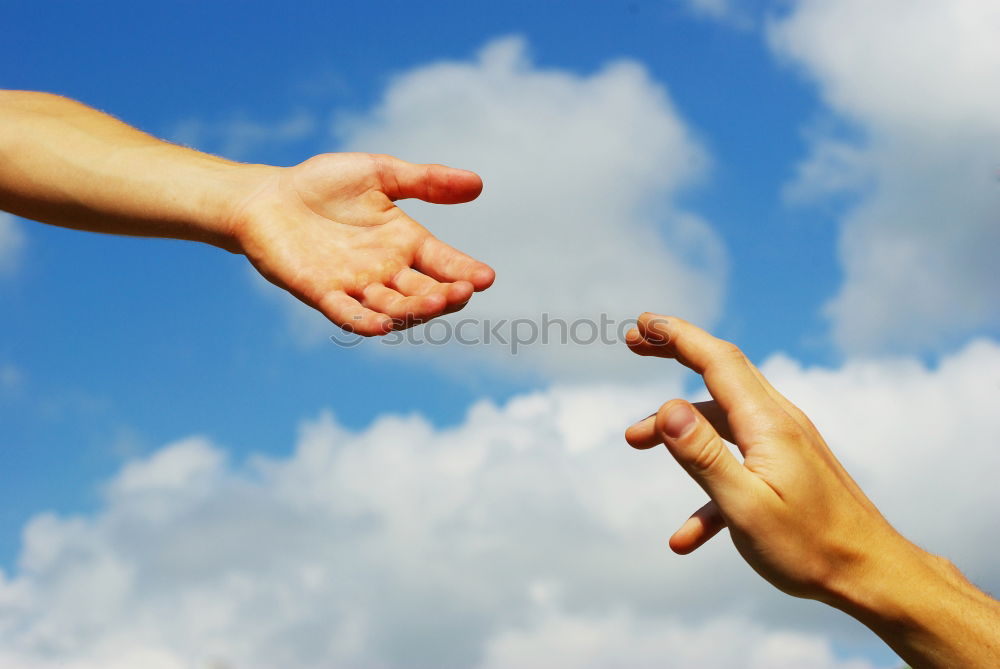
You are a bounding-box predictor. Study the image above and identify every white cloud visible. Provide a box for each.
[782,131,873,205]
[685,0,731,19]
[682,0,750,27]
[769,0,1000,354]
[481,607,880,669]
[172,110,316,161]
[0,212,26,276]
[4,339,999,667]
[272,36,726,381]
[0,363,22,393]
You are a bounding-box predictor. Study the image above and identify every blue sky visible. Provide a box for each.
[1,1,998,667]
[0,0,826,555]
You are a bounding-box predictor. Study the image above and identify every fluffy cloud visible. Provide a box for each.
[270,36,726,381]
[481,608,880,669]
[0,212,25,276]
[769,0,1000,354]
[4,339,999,668]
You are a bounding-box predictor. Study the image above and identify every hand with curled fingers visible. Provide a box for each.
[230,152,495,336]
[624,313,1000,669]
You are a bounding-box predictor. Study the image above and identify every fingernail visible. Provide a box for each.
[662,404,696,439]
[644,317,671,344]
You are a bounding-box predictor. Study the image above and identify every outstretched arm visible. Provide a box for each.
[0,90,494,335]
[624,313,1000,669]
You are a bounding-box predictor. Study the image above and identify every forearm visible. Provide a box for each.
[0,90,272,251]
[832,536,1000,668]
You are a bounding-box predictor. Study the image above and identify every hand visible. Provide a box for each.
[622,313,905,602]
[228,153,495,336]
[624,314,1000,667]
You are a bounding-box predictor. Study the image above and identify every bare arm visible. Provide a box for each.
[0,90,495,334]
[0,91,255,249]
[624,313,1000,668]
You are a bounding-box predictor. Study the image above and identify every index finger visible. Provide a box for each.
[635,314,781,426]
[629,318,818,439]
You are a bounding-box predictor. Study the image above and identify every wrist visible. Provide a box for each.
[825,531,995,667]
[824,530,938,627]
[193,160,280,254]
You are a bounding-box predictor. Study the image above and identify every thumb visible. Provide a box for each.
[656,400,750,512]
[377,155,483,204]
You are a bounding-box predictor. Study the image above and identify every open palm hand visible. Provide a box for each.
[230,153,495,336]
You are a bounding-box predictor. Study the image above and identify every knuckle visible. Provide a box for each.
[716,340,745,360]
[766,414,805,441]
[686,435,727,474]
[790,406,821,435]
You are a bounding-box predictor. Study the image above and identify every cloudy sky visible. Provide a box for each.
[1,1,998,667]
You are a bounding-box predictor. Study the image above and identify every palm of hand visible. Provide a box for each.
[232,153,494,336]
